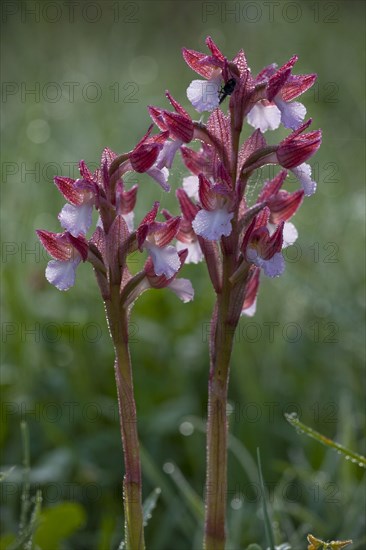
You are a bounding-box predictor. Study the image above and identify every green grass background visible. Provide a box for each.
[1,1,365,548]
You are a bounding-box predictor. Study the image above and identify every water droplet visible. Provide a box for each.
[179,421,194,436]
[163,462,174,475]
[230,497,243,510]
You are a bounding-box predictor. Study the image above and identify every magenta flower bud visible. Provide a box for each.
[162,111,194,143]
[267,189,304,224]
[276,122,322,169]
[130,142,160,173]
[267,55,298,101]
[241,267,261,317]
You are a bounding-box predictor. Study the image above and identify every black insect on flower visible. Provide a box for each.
[218,78,237,104]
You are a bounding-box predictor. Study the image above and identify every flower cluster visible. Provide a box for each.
[37,36,321,319]
[37,140,194,305]
[167,37,319,316]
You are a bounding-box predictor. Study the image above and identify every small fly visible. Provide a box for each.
[218,78,237,104]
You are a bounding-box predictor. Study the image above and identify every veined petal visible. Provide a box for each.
[58,202,93,237]
[291,163,317,196]
[192,207,233,241]
[247,103,281,132]
[145,243,180,279]
[168,278,194,303]
[45,257,81,291]
[176,240,203,264]
[182,175,199,200]
[187,77,221,113]
[275,98,307,130]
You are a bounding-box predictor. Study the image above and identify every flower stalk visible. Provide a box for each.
[105,285,145,550]
[205,263,236,549]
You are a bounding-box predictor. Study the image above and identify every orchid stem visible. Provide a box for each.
[204,257,236,550]
[106,285,145,550]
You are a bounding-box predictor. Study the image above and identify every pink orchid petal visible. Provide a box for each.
[182,48,215,79]
[163,111,193,143]
[152,217,180,247]
[277,126,322,168]
[282,73,317,101]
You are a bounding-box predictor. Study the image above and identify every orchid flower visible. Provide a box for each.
[248,56,317,131]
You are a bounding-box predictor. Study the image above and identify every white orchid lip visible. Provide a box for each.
[291,162,317,196]
[247,248,285,278]
[187,76,221,113]
[167,278,194,303]
[45,257,81,291]
[192,207,234,241]
[176,240,203,264]
[182,175,200,201]
[145,242,180,279]
[275,97,307,130]
[247,102,281,132]
[58,202,93,237]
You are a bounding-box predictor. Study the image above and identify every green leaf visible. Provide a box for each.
[285,413,366,468]
[143,487,161,527]
[34,502,86,549]
[256,448,275,550]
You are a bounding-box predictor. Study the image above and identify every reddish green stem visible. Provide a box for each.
[105,285,145,550]
[204,254,236,550]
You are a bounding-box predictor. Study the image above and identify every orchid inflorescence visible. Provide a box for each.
[37,36,321,319]
[36,37,321,549]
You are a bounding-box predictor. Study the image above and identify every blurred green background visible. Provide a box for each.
[1,1,365,549]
